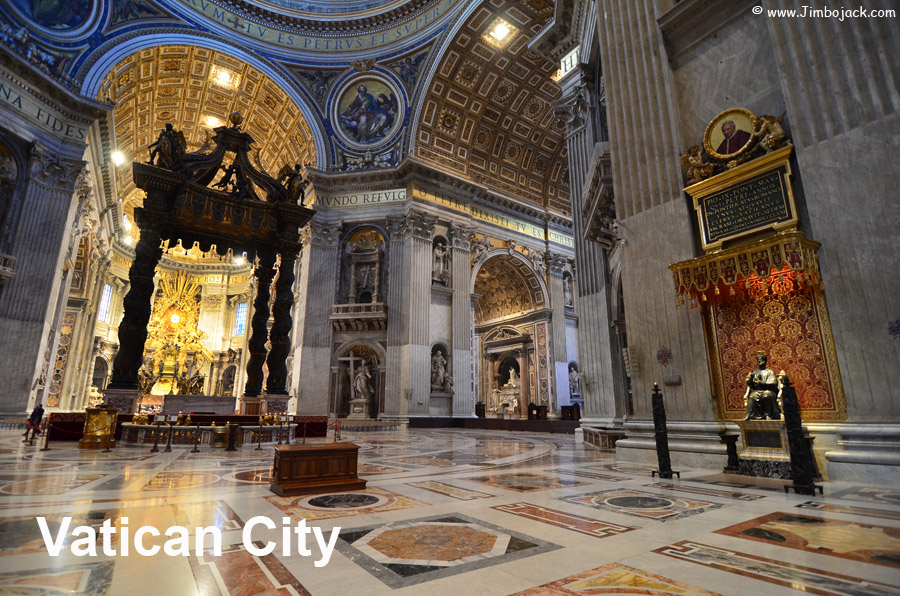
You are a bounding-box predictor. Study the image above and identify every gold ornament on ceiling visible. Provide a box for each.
[416,3,570,216]
[474,254,545,323]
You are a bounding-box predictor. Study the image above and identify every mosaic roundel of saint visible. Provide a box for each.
[332,75,403,149]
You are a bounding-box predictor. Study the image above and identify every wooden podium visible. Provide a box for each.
[269,443,367,496]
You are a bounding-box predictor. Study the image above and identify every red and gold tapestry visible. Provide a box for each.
[705,281,845,421]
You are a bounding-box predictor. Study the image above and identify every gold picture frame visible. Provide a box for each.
[704,107,756,160]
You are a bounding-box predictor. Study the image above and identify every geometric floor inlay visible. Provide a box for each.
[335,514,560,588]
[645,482,764,501]
[657,541,900,596]
[463,472,589,493]
[265,486,429,521]
[797,501,900,521]
[407,480,494,501]
[830,487,900,505]
[508,562,723,595]
[717,512,900,568]
[0,561,115,596]
[562,489,724,521]
[492,502,638,538]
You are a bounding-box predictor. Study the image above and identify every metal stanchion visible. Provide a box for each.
[150,422,161,453]
[285,420,290,445]
[277,422,283,445]
[164,423,173,452]
[41,423,52,451]
[302,420,307,445]
[255,423,263,450]
[191,424,201,453]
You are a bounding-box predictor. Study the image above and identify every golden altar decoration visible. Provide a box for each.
[139,270,213,396]
[78,406,118,449]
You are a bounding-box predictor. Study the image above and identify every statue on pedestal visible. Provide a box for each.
[354,362,373,401]
[743,351,781,420]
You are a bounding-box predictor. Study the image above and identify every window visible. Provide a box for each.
[234,302,247,335]
[98,284,113,323]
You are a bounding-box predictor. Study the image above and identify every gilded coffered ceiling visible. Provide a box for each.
[416,0,570,217]
[474,254,546,323]
[102,45,316,219]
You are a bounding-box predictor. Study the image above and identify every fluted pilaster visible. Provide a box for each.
[554,68,619,424]
[292,221,342,414]
[449,222,474,416]
[406,210,436,416]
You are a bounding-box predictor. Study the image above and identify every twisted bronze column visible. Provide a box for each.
[265,246,299,394]
[244,248,276,397]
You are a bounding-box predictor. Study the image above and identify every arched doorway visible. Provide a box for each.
[91,356,110,390]
[472,251,553,416]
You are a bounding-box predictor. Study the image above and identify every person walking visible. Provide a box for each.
[25,402,44,437]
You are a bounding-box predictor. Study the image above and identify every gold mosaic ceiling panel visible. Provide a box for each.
[416,0,570,216]
[102,46,316,213]
[474,253,546,323]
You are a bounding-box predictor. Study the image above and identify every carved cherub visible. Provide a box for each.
[681,145,716,183]
[752,112,788,153]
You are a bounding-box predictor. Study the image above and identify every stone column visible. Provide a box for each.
[292,221,341,414]
[243,247,276,397]
[108,207,167,390]
[517,349,529,417]
[405,211,436,416]
[448,222,474,416]
[266,245,299,394]
[553,67,618,426]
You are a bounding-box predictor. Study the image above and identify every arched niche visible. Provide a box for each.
[91,355,111,390]
[430,342,451,393]
[330,340,385,418]
[341,227,386,304]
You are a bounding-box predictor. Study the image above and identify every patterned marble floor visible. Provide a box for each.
[0,428,898,595]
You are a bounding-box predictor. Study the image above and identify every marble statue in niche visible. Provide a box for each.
[563,275,574,307]
[432,238,451,285]
[431,346,447,389]
[354,361,374,400]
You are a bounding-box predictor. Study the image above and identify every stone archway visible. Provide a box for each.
[473,253,553,416]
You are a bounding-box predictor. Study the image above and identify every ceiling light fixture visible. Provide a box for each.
[490,21,511,42]
[111,150,125,166]
[205,115,223,128]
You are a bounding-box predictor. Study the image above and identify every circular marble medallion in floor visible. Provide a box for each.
[306,493,381,508]
[604,495,674,509]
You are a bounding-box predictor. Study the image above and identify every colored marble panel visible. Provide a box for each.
[562,489,724,521]
[407,480,494,501]
[0,562,114,596]
[797,501,900,521]
[558,470,630,482]
[0,473,105,495]
[645,482,765,501]
[0,509,121,556]
[198,543,312,596]
[589,463,656,474]
[716,512,900,568]
[492,502,638,538]
[509,562,723,596]
[464,472,589,493]
[334,514,560,588]
[658,541,900,596]
[143,472,221,491]
[831,487,900,505]
[266,486,427,521]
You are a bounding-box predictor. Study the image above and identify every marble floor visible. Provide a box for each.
[0,428,898,595]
